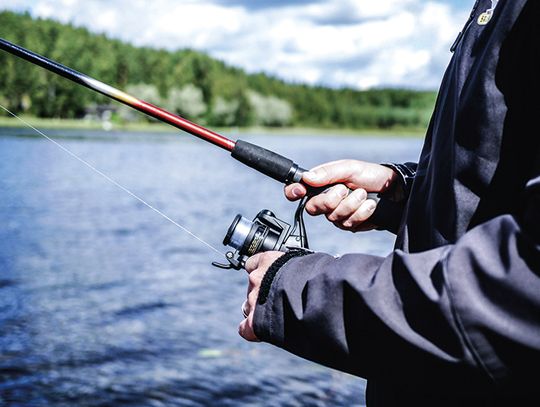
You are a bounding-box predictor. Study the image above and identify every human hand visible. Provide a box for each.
[238,251,285,342]
[284,160,397,232]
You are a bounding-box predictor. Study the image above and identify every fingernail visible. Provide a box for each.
[332,186,347,198]
[338,186,349,198]
[292,187,303,198]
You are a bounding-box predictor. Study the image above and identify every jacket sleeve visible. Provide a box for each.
[370,162,417,234]
[253,174,540,386]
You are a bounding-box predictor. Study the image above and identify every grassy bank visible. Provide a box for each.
[0,116,425,138]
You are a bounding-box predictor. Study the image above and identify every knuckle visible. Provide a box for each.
[323,194,342,211]
[245,255,258,271]
[342,220,353,228]
[328,205,350,221]
[248,271,262,287]
[318,166,329,179]
[306,207,319,216]
[326,212,338,222]
[307,198,324,214]
[305,201,317,214]
[352,188,367,202]
[362,199,377,213]
[351,201,377,222]
[248,290,258,304]
[333,184,348,195]
[322,199,337,212]
[330,197,358,221]
[340,198,357,213]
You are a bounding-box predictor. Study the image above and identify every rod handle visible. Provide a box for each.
[231,139,379,200]
[231,140,303,183]
[231,140,382,225]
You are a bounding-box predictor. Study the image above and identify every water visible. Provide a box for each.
[0,128,422,406]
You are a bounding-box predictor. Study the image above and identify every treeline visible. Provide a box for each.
[0,11,437,129]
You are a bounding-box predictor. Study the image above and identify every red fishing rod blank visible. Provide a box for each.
[0,37,235,151]
[0,37,307,184]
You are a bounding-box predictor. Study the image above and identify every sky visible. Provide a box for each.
[1,0,475,90]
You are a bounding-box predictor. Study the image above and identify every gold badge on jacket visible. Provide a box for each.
[478,0,499,25]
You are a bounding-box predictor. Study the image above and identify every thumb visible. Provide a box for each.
[303,161,356,187]
[302,167,332,187]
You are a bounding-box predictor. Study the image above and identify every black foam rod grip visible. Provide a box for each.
[232,140,383,225]
[232,140,378,199]
[231,140,303,184]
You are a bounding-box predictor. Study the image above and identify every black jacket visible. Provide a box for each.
[253,1,540,405]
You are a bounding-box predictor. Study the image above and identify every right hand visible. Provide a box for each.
[285,160,397,232]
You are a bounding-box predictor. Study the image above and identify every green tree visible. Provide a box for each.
[166,84,207,119]
[0,11,437,130]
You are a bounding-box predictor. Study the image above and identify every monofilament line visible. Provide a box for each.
[0,103,224,256]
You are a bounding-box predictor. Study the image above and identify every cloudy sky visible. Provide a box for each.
[2,0,474,90]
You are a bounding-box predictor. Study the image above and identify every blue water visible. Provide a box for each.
[0,128,422,406]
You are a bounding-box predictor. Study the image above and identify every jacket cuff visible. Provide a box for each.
[369,162,417,234]
[253,252,317,344]
[258,249,310,305]
[380,162,417,199]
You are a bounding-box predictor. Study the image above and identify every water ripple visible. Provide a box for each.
[114,301,171,318]
[0,131,418,406]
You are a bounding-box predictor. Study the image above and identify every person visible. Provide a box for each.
[237,0,540,405]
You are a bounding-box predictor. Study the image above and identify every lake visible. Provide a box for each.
[0,127,422,406]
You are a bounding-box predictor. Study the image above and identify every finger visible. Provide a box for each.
[247,288,259,310]
[284,183,307,201]
[341,199,378,229]
[238,315,259,342]
[244,252,264,274]
[248,269,264,290]
[305,184,349,215]
[241,293,256,319]
[326,188,367,222]
[241,299,250,318]
[302,160,359,187]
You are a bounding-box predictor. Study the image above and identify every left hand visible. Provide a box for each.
[238,251,285,342]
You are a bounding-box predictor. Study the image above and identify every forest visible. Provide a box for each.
[0,11,437,130]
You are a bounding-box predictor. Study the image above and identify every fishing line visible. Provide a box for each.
[0,103,225,256]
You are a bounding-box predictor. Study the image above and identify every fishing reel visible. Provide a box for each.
[212,198,312,270]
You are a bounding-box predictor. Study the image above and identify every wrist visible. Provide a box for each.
[380,165,399,192]
[380,162,416,202]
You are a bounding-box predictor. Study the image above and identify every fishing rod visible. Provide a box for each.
[0,37,380,269]
[0,37,304,185]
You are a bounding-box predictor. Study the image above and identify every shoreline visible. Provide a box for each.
[0,116,425,138]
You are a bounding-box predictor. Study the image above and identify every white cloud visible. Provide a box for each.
[1,0,471,89]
